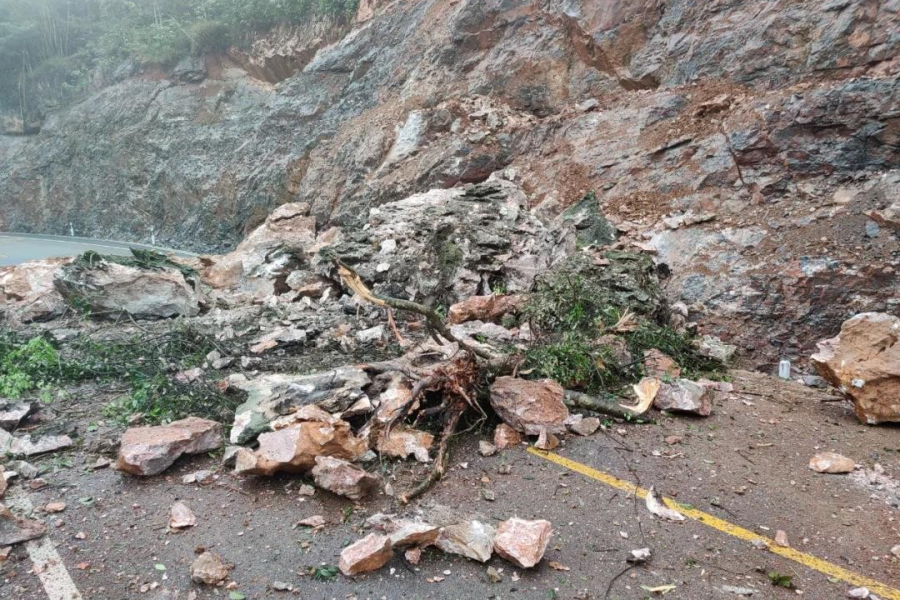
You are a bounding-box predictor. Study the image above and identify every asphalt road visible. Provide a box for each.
[0,233,195,266]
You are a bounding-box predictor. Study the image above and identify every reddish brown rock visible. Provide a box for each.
[653,380,713,417]
[311,456,380,500]
[169,501,196,529]
[190,552,230,585]
[376,427,433,463]
[490,377,568,435]
[534,429,560,450]
[234,420,366,476]
[493,518,552,569]
[116,417,223,476]
[338,533,393,576]
[808,452,855,474]
[643,349,681,379]
[448,294,524,325]
[493,424,523,449]
[811,313,900,424]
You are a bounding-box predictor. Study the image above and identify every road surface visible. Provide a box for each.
[0,233,195,266]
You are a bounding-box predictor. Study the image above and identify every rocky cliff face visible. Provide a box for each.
[1,0,898,366]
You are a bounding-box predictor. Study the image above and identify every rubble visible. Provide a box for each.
[809,453,855,474]
[490,377,568,435]
[447,294,524,325]
[338,533,393,576]
[376,427,434,463]
[190,552,230,585]
[643,349,681,379]
[567,416,601,436]
[0,401,34,431]
[384,520,440,548]
[697,335,736,363]
[228,367,370,444]
[116,417,223,476]
[534,429,560,450]
[479,441,498,456]
[0,258,69,324]
[653,380,714,417]
[493,518,552,568]
[0,429,74,457]
[0,504,46,546]
[311,456,380,500]
[435,520,496,563]
[234,420,366,476]
[169,502,196,529]
[811,312,900,424]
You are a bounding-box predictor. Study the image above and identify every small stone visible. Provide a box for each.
[386,520,440,547]
[479,441,497,456]
[271,581,292,592]
[6,460,38,479]
[486,566,502,583]
[664,435,682,445]
[534,429,559,451]
[568,417,600,436]
[298,484,316,497]
[181,470,214,485]
[628,548,651,564]
[493,424,523,449]
[493,518,552,569]
[356,325,385,344]
[0,402,34,431]
[0,504,46,546]
[190,552,230,585]
[297,515,325,528]
[654,379,713,416]
[404,547,422,565]
[169,502,196,530]
[848,587,870,598]
[312,456,380,500]
[338,534,393,576]
[44,502,66,514]
[774,530,789,547]
[809,452,855,474]
[891,544,900,558]
[482,489,495,502]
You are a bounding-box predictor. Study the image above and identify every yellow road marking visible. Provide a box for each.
[528,448,900,600]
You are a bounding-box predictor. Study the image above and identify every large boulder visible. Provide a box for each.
[489,377,569,435]
[653,379,714,417]
[811,313,900,424]
[234,420,367,476]
[0,258,69,324]
[54,255,200,319]
[116,417,223,476]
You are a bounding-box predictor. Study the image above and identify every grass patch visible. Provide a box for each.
[0,326,240,426]
[522,252,724,394]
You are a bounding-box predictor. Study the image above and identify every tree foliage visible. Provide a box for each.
[0,0,359,118]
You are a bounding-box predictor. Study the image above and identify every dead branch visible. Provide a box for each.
[336,261,496,360]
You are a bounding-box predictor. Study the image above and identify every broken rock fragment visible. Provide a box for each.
[234,420,366,476]
[653,379,713,417]
[448,294,524,325]
[0,401,34,431]
[435,520,496,563]
[376,427,433,463]
[493,518,552,568]
[643,349,681,379]
[0,504,46,546]
[339,533,393,576]
[493,423,522,449]
[811,312,900,424]
[490,377,568,435]
[809,452,855,474]
[116,417,223,476]
[190,552,230,585]
[311,456,380,500]
[169,502,196,530]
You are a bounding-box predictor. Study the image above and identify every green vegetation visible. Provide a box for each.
[0,326,240,425]
[0,0,360,118]
[522,252,724,393]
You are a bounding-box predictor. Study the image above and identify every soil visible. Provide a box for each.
[2,370,898,600]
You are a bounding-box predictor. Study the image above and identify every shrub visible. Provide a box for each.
[187,20,231,55]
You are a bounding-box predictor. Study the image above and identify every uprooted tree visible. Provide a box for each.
[333,251,725,502]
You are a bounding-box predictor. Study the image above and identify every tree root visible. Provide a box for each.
[399,399,465,504]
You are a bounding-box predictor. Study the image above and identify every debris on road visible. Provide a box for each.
[376,427,434,463]
[234,420,366,476]
[339,533,393,576]
[490,377,569,435]
[628,548,652,564]
[169,501,196,530]
[809,452,855,474]
[811,312,900,424]
[774,530,789,547]
[190,551,231,585]
[44,502,66,513]
[0,504,46,546]
[297,515,325,529]
[645,486,685,521]
[479,441,498,456]
[311,456,380,500]
[493,424,522,450]
[493,518,552,568]
[116,417,223,476]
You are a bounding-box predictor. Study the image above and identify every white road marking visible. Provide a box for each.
[4,489,84,600]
